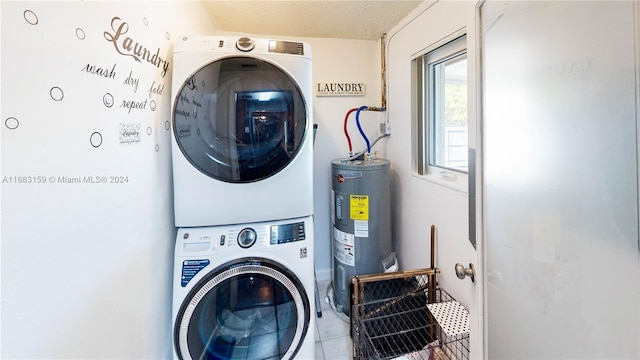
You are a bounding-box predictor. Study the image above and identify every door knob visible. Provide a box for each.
[455,263,476,283]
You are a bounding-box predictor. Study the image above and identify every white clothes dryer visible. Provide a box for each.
[170,36,314,227]
[172,215,315,360]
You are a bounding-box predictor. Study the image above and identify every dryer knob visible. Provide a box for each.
[236,37,255,52]
[237,228,257,248]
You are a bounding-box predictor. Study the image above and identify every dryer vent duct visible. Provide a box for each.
[330,157,392,317]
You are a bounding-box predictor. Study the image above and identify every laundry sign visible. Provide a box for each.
[316,82,365,97]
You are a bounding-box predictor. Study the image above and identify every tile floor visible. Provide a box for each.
[314,279,352,360]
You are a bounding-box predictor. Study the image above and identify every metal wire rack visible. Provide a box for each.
[351,269,469,360]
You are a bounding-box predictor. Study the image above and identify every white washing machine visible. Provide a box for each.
[170,35,314,227]
[172,215,315,360]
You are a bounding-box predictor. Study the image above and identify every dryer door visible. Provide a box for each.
[174,258,310,360]
[173,56,308,183]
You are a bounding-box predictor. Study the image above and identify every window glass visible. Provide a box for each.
[430,53,468,172]
[415,34,468,188]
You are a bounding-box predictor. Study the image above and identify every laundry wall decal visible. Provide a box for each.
[103,17,170,78]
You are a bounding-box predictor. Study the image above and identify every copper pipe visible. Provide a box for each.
[381,33,387,110]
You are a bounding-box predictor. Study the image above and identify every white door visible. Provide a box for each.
[482,1,639,358]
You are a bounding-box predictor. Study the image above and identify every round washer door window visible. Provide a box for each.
[173,57,308,183]
[174,259,310,360]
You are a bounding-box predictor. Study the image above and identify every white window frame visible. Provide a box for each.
[414,33,468,192]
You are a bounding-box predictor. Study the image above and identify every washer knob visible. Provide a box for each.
[236,37,255,52]
[237,228,257,248]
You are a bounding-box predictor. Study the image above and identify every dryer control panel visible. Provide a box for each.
[270,222,306,245]
[234,36,304,55]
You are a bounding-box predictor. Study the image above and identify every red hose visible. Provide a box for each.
[343,108,358,153]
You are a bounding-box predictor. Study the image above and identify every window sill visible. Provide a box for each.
[411,171,468,194]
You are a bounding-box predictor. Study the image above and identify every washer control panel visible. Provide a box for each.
[270,222,306,245]
[237,228,258,248]
[177,218,309,254]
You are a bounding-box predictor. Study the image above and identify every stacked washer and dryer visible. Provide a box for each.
[169,36,315,360]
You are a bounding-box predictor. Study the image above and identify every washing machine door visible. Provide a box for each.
[174,258,310,360]
[173,56,308,183]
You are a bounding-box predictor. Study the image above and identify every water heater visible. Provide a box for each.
[330,157,392,316]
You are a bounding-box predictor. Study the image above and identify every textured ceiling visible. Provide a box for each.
[200,1,424,40]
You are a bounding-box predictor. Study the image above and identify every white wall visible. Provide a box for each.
[384,1,481,358]
[307,38,385,281]
[1,2,215,358]
[386,0,479,297]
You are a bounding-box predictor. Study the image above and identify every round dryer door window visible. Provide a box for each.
[174,258,310,360]
[173,57,308,183]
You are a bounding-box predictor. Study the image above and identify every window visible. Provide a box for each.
[416,35,468,188]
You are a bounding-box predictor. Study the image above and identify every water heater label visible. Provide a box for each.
[181,259,210,287]
[350,195,369,220]
[333,227,355,266]
[354,220,369,237]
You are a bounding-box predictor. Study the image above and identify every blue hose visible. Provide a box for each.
[355,106,370,154]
